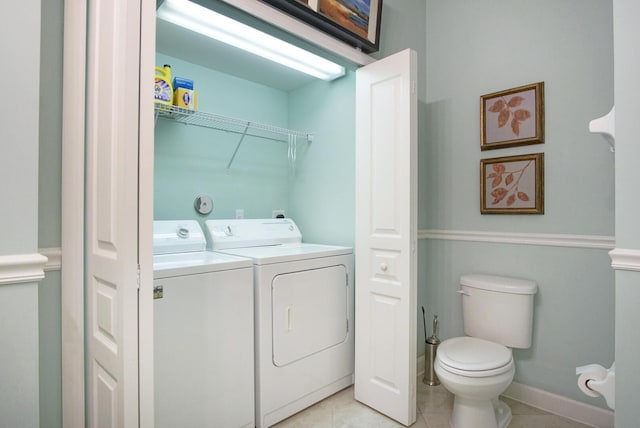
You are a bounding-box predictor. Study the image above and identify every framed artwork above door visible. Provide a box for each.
[261,0,383,53]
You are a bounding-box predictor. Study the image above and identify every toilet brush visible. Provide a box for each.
[423,312,441,386]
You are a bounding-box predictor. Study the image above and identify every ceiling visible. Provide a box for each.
[155,19,318,92]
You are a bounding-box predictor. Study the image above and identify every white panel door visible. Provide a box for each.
[354,49,418,426]
[85,0,143,426]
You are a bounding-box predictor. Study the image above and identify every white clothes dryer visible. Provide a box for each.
[206,218,355,428]
[153,220,254,428]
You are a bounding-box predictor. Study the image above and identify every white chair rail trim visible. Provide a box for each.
[419,229,615,250]
[609,248,640,272]
[40,247,62,271]
[0,252,49,285]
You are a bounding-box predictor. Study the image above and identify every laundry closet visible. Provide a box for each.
[152,1,360,427]
[149,1,418,426]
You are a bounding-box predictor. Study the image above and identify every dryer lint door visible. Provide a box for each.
[272,265,348,366]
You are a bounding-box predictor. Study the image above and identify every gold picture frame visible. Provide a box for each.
[480,153,544,214]
[480,82,545,151]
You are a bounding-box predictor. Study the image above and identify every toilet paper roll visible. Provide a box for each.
[576,362,615,410]
[576,364,607,398]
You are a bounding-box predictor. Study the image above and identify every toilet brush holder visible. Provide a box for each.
[423,315,441,386]
[424,339,440,385]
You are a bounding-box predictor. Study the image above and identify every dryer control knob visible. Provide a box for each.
[177,227,189,239]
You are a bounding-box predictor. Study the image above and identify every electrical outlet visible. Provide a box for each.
[272,209,285,218]
[235,209,244,219]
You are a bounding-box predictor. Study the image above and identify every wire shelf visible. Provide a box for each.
[154,104,313,143]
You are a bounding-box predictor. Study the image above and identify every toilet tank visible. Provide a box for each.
[460,274,538,349]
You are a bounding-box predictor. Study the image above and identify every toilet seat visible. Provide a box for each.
[437,337,513,377]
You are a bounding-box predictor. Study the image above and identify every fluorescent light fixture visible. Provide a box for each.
[157,0,346,81]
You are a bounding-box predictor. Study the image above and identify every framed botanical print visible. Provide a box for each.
[480,82,544,151]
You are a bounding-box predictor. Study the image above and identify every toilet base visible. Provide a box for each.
[449,397,512,428]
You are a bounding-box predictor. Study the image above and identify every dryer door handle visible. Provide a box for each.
[287,306,293,331]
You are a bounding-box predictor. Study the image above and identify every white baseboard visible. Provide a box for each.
[417,354,613,428]
[503,381,614,428]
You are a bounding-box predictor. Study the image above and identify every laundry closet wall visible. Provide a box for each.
[154,53,358,232]
[154,53,291,222]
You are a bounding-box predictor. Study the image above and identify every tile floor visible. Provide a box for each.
[272,379,592,428]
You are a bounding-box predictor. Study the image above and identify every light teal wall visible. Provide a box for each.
[0,284,40,428]
[33,0,622,424]
[154,53,292,225]
[612,0,640,425]
[37,0,64,426]
[288,72,356,247]
[38,0,64,426]
[425,0,614,234]
[424,0,615,410]
[1,1,42,427]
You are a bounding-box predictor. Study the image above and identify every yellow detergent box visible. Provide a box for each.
[172,77,197,110]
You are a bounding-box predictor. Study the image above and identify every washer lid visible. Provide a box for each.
[437,337,512,372]
[153,251,252,278]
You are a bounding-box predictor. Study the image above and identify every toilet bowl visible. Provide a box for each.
[434,337,515,428]
[435,274,537,428]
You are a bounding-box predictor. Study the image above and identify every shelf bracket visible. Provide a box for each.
[227,123,250,169]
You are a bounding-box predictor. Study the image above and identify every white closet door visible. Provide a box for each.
[85,0,143,426]
[354,49,418,427]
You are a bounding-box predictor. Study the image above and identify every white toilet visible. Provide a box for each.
[434,274,538,428]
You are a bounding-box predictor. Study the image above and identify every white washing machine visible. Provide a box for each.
[206,218,355,428]
[153,220,255,428]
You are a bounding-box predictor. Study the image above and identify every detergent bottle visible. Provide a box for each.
[154,64,173,106]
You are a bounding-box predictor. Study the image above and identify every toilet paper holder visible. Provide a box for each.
[576,362,615,410]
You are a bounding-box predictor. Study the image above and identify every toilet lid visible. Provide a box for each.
[437,337,513,377]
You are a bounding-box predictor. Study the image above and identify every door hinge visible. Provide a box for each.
[137,264,141,289]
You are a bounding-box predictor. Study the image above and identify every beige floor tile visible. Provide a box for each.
[500,396,548,416]
[422,411,451,428]
[272,379,591,428]
[272,402,333,428]
[416,384,454,415]
[509,414,592,428]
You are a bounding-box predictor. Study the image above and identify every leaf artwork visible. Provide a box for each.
[488,95,531,137]
[487,160,533,206]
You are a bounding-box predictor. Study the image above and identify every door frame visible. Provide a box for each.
[61,0,155,426]
[60,0,87,425]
